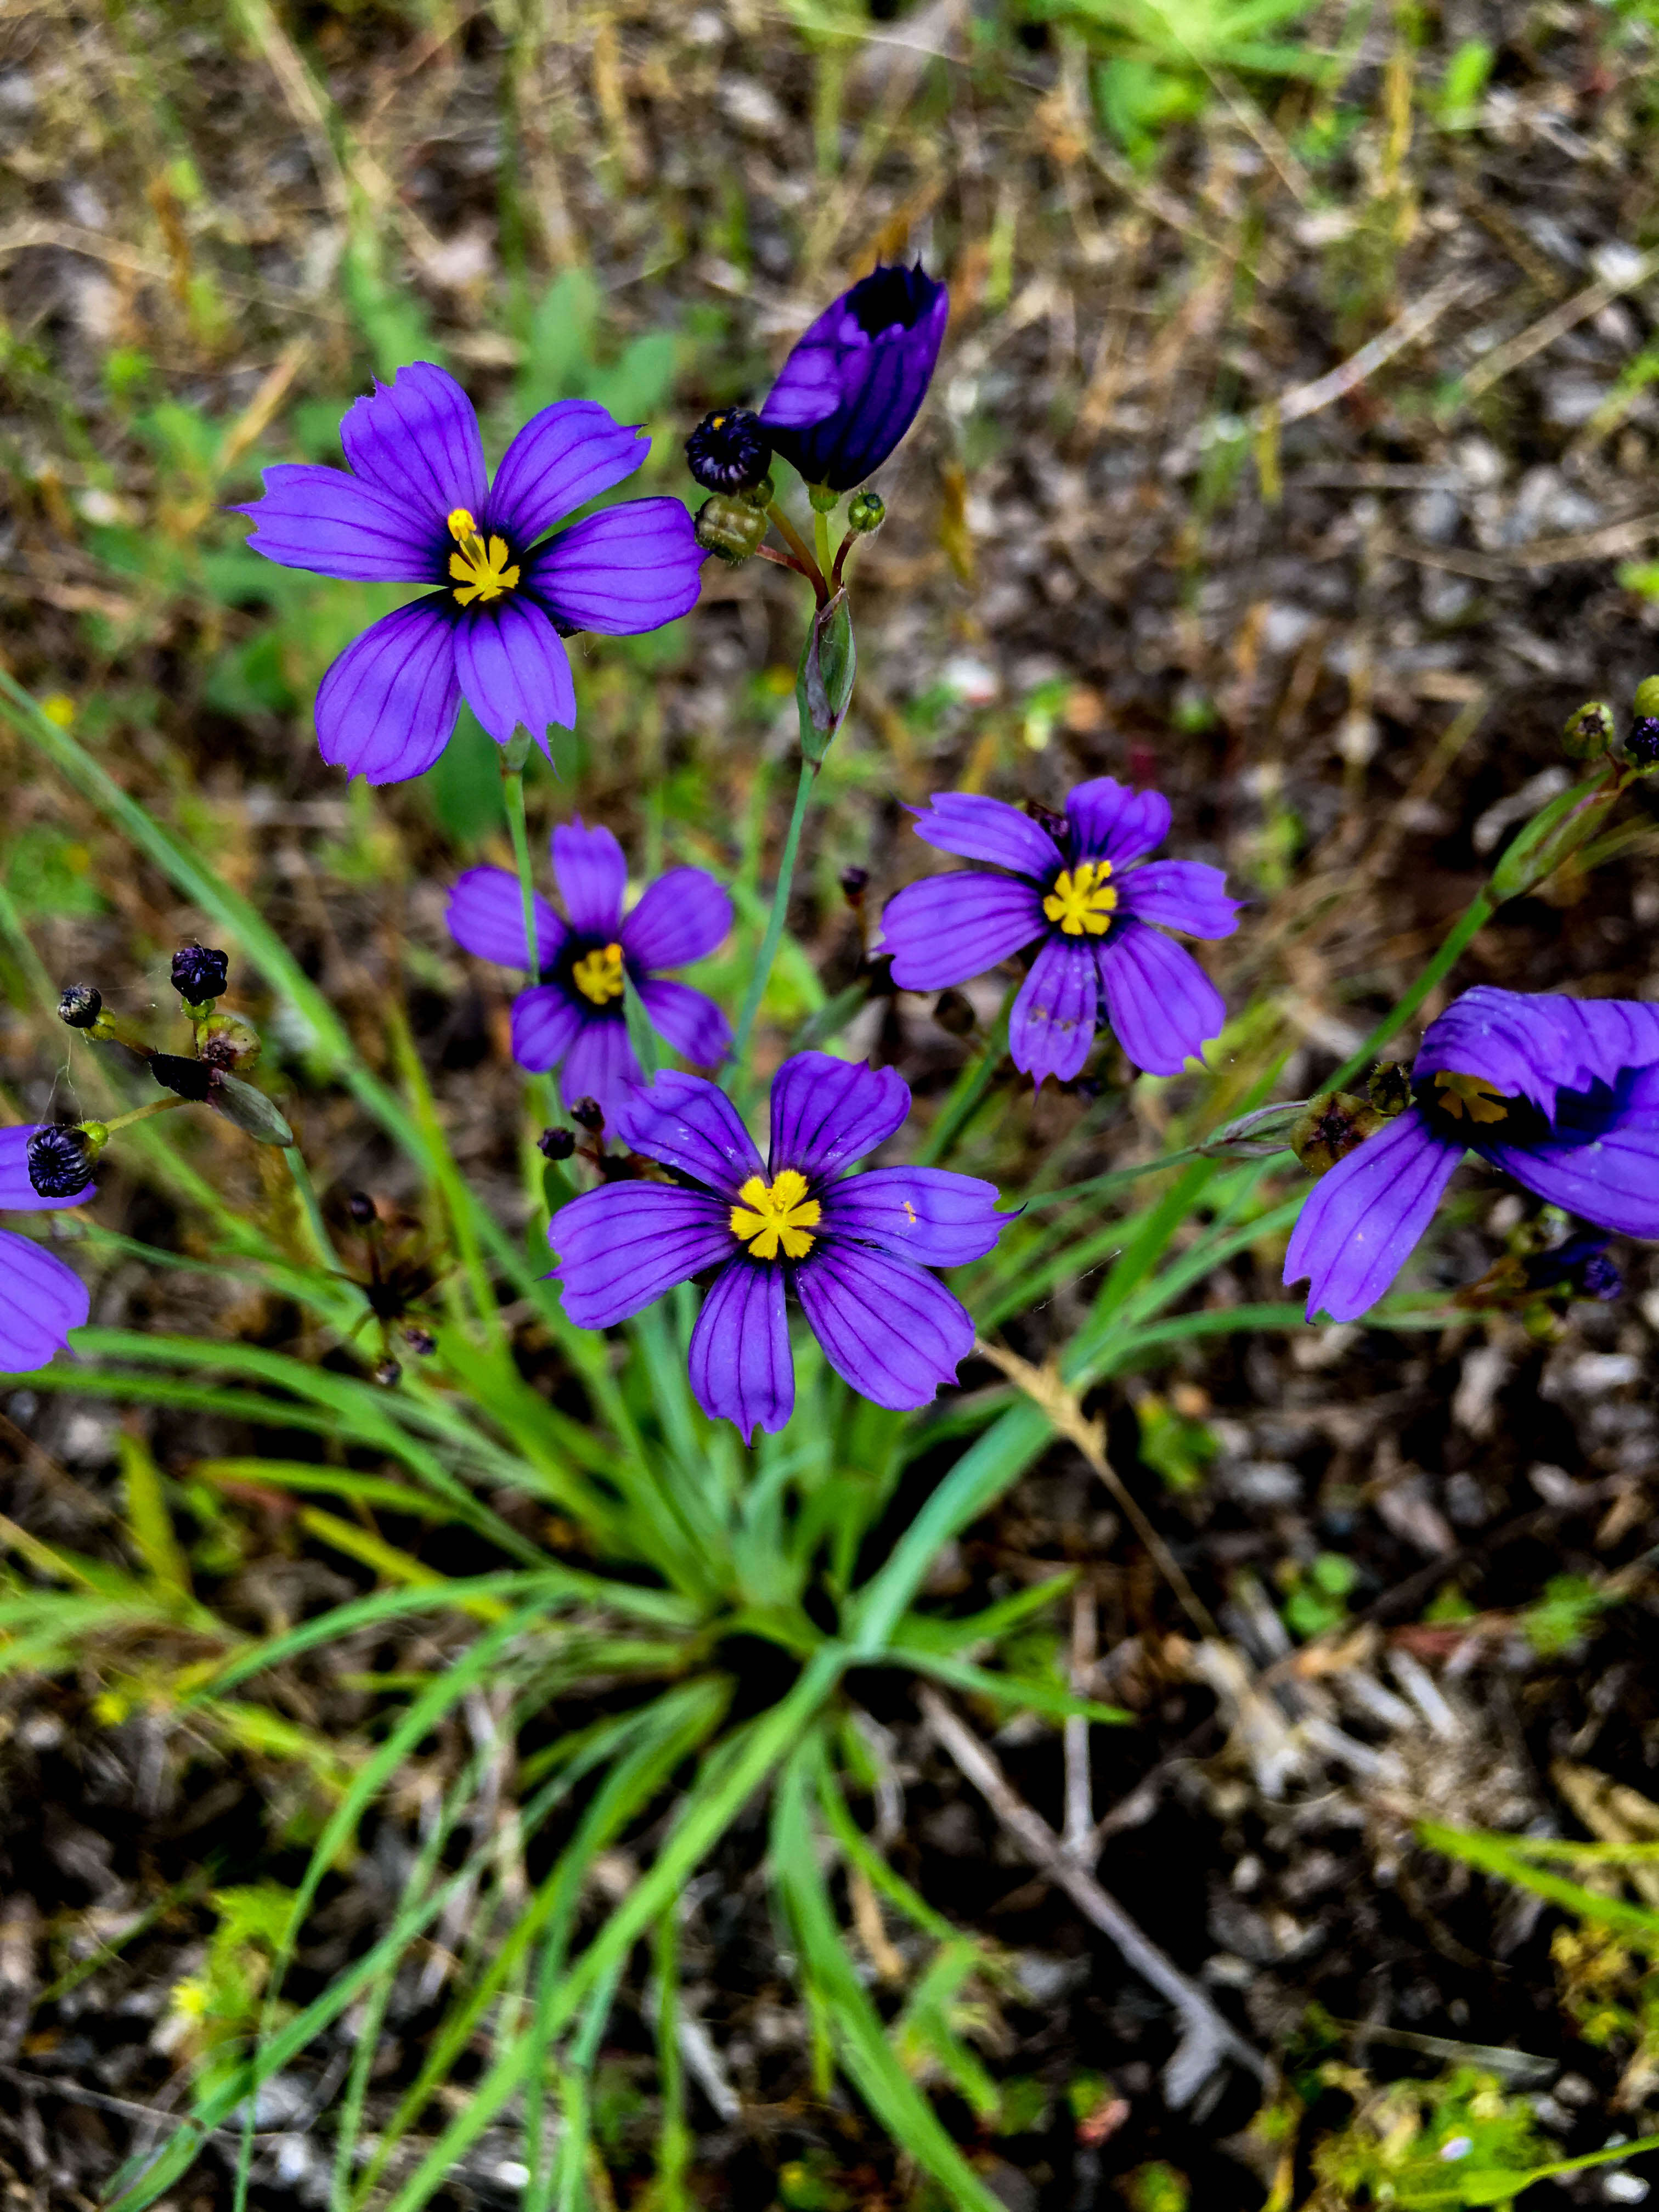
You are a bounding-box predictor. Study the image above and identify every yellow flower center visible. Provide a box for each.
[729,1169,821,1261]
[447,507,520,606]
[1434,1071,1510,1125]
[1042,860,1118,936]
[571,942,625,1005]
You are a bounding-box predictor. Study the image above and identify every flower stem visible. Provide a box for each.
[766,503,827,603]
[724,759,817,1094]
[500,761,541,984]
[100,1096,186,1136]
[812,506,833,584]
[1329,884,1496,1091]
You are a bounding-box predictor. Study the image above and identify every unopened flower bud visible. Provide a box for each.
[171,944,228,1006]
[570,1097,605,1133]
[1025,800,1069,843]
[808,483,840,514]
[1367,1063,1413,1117]
[196,1012,261,1073]
[685,409,772,497]
[58,985,103,1031]
[839,866,869,906]
[1626,716,1659,774]
[1290,1091,1385,1178]
[847,491,885,534]
[373,1356,402,1389]
[695,494,770,566]
[538,1127,577,1161]
[1562,700,1614,761]
[26,1123,103,1199]
[402,1325,438,1356]
[933,988,977,1037]
[347,1191,377,1224]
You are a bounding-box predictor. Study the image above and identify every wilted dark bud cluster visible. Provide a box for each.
[58,985,103,1031]
[1627,718,1659,774]
[538,1127,577,1161]
[26,1122,104,1200]
[171,943,229,1007]
[570,1097,605,1133]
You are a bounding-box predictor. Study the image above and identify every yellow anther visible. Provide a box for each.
[572,943,625,1005]
[1042,860,1118,936]
[729,1169,821,1261]
[447,507,520,605]
[1434,1071,1510,1125]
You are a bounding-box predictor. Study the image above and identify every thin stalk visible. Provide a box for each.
[916,994,1013,1167]
[766,501,827,600]
[812,505,833,582]
[284,1143,343,1279]
[723,759,817,1093]
[97,1096,185,1137]
[501,762,541,984]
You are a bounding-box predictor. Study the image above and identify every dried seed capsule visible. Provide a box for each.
[58,985,103,1030]
[538,1127,577,1161]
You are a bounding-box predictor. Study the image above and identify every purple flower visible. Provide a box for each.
[1286,988,1659,1323]
[446,820,733,1120]
[548,1053,1010,1438]
[237,364,703,784]
[760,266,949,493]
[877,778,1239,1087]
[0,1126,91,1371]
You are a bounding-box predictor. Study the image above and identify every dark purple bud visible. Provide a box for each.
[1580,1252,1623,1301]
[150,1053,214,1102]
[570,1097,605,1133]
[1025,800,1069,844]
[58,985,103,1030]
[347,1192,377,1224]
[759,263,949,493]
[373,1356,402,1388]
[26,1125,97,1200]
[402,1325,438,1356]
[1626,715,1659,773]
[686,408,772,496]
[933,988,977,1036]
[171,944,229,1003]
[538,1127,577,1161]
[1522,1233,1623,1304]
[839,866,870,906]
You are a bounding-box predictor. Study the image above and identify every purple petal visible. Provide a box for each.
[524,499,703,634]
[510,985,585,1074]
[558,1015,641,1120]
[549,1183,732,1328]
[446,867,566,970]
[687,1260,794,1440]
[1482,1062,1659,1239]
[551,820,627,936]
[1097,923,1225,1077]
[766,1053,909,1180]
[486,400,649,546]
[0,1127,94,1214]
[1119,860,1239,941]
[0,1228,88,1370]
[639,980,732,1069]
[1009,934,1098,1088]
[1065,779,1170,867]
[234,464,438,582]
[877,873,1046,992]
[339,362,487,524]
[620,868,733,971]
[759,267,950,492]
[905,793,1062,878]
[453,596,576,748]
[1417,989,1659,1121]
[820,1167,1008,1267]
[1284,1108,1463,1323]
[612,1070,764,1194]
[315,600,460,785]
[795,1242,973,1410]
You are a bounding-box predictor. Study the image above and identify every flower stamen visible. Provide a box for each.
[572,943,625,1006]
[729,1169,821,1261]
[447,507,520,606]
[1042,861,1118,936]
[1434,1071,1510,1124]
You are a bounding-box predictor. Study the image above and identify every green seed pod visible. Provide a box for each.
[1561,699,1613,761]
[847,491,887,535]
[1367,1063,1413,1117]
[694,494,770,566]
[1633,675,1659,718]
[1290,1091,1385,1178]
[196,1011,262,1072]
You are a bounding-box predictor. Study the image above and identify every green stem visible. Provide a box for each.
[812,505,833,582]
[500,763,541,986]
[916,994,1013,1166]
[723,759,817,1093]
[767,501,826,597]
[98,1096,186,1137]
[1329,884,1496,1091]
[284,1143,343,1279]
